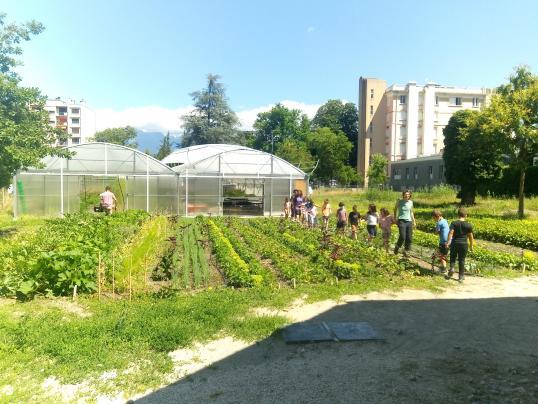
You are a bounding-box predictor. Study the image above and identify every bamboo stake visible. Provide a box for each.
[292,278,296,289]
[129,256,133,302]
[112,256,115,298]
[98,252,102,301]
[72,285,77,300]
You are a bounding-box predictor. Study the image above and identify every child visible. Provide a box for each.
[283,197,291,219]
[365,204,378,242]
[307,199,318,228]
[294,190,304,222]
[432,209,449,273]
[446,208,474,283]
[336,202,347,235]
[321,199,331,231]
[379,208,394,252]
[348,205,360,240]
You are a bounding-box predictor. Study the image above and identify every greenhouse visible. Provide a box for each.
[162,144,308,216]
[13,143,308,218]
[13,143,179,218]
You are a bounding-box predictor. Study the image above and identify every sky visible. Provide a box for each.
[3,0,538,132]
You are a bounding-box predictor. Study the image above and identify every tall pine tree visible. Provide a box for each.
[155,132,172,160]
[181,74,241,146]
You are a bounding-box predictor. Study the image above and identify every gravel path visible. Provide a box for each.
[136,275,538,404]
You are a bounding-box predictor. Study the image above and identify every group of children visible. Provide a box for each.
[334,202,395,252]
[283,193,475,283]
[283,190,318,228]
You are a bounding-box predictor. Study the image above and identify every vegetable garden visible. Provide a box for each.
[1,205,536,300]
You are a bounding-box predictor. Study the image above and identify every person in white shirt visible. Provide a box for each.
[365,204,379,242]
[99,186,117,215]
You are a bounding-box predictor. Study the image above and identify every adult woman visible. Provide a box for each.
[393,190,415,257]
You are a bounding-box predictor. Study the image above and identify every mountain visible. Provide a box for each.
[136,131,182,156]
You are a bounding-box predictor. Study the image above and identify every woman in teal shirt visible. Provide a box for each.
[393,190,416,257]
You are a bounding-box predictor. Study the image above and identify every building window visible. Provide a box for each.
[450,97,462,106]
[71,127,80,134]
[71,118,80,124]
[439,164,444,179]
[71,108,80,114]
[435,96,439,106]
[71,137,80,144]
[393,168,401,180]
[429,166,433,180]
[369,123,373,133]
[413,167,418,180]
[399,95,406,104]
[406,167,410,179]
[472,97,479,107]
[58,106,67,116]
[370,105,373,115]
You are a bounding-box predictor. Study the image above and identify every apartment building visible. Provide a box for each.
[358,77,493,188]
[45,98,96,146]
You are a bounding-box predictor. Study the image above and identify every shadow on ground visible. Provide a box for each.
[137,296,538,403]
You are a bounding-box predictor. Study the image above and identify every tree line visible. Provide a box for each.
[443,66,538,218]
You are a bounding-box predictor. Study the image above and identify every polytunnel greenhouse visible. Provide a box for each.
[13,143,308,217]
[13,143,179,217]
[162,144,308,216]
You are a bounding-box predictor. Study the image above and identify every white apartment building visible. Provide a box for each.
[385,82,492,161]
[45,98,96,146]
[358,77,493,181]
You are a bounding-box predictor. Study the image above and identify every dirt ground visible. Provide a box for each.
[136,276,538,404]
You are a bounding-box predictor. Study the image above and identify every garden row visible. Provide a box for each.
[414,209,538,250]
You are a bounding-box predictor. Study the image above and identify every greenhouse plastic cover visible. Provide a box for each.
[27,143,176,175]
[162,144,306,177]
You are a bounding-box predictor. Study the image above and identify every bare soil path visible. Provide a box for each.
[136,275,538,404]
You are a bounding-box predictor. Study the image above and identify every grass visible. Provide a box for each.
[0,272,448,402]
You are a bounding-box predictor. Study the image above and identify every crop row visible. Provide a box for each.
[412,229,537,271]
[206,218,264,287]
[414,210,538,250]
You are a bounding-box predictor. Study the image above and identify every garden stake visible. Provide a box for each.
[112,257,115,298]
[72,285,77,300]
[98,252,102,301]
[292,278,296,289]
[129,256,133,302]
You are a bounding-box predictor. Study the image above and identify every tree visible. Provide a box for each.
[312,100,359,167]
[307,127,352,182]
[182,74,240,146]
[337,165,363,187]
[0,13,44,78]
[92,126,138,148]
[0,15,68,188]
[253,103,309,153]
[367,154,388,188]
[155,132,172,160]
[443,110,504,205]
[480,66,538,218]
[275,139,315,171]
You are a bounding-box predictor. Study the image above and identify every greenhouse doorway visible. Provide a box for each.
[222,179,264,216]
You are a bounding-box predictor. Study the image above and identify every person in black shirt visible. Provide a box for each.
[348,205,360,240]
[446,208,474,282]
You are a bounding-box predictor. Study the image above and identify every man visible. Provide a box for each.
[446,208,474,283]
[432,209,449,273]
[99,186,117,215]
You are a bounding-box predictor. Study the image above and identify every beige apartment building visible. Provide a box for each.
[358,77,492,186]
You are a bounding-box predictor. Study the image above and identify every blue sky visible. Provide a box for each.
[3,0,538,131]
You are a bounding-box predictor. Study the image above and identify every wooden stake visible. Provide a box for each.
[73,284,77,300]
[292,278,296,289]
[129,256,133,302]
[98,252,102,301]
[112,256,115,298]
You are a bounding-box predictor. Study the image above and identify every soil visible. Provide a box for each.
[136,275,538,404]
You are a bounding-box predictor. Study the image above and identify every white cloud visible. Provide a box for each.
[94,101,322,133]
